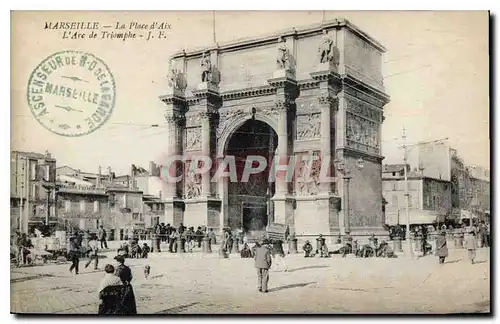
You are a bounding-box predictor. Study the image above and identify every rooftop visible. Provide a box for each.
[383,164,408,173]
[172,18,386,59]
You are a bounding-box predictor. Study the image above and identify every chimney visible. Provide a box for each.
[149,161,156,176]
[97,165,102,188]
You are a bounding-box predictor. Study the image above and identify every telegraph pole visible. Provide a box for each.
[402,127,413,258]
[18,157,25,233]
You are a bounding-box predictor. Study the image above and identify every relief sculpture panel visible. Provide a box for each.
[216,108,247,139]
[185,160,202,199]
[346,112,380,154]
[295,152,321,196]
[185,127,202,151]
[296,113,321,140]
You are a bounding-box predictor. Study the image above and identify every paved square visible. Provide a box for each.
[10,247,490,314]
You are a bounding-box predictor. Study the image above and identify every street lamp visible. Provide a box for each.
[334,158,364,234]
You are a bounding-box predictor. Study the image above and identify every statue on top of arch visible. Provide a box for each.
[276,36,291,70]
[200,51,221,86]
[318,29,340,67]
[167,59,187,91]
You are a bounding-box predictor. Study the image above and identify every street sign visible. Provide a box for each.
[266,223,288,241]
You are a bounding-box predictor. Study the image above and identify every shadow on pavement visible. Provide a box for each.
[444,259,462,264]
[287,265,329,273]
[268,282,315,292]
[474,260,487,264]
[155,302,200,314]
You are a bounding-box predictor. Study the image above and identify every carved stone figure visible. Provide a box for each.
[276,36,290,70]
[318,29,334,64]
[201,51,212,82]
[185,166,202,199]
[185,128,201,151]
[296,114,321,140]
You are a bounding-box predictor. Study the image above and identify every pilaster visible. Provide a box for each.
[268,69,298,225]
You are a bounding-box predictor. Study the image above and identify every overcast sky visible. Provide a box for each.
[11,11,489,175]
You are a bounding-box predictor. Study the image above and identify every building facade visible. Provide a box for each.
[10,150,57,233]
[382,164,451,226]
[159,19,390,240]
[450,152,490,223]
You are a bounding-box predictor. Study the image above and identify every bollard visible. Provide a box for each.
[232,240,240,254]
[414,235,423,252]
[392,237,402,252]
[288,238,298,254]
[202,236,212,253]
[152,234,160,253]
[177,238,185,253]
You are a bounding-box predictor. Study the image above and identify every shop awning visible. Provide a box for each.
[460,209,478,219]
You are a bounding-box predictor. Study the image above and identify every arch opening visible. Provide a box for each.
[224,119,278,238]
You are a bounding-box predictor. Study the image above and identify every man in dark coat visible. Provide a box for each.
[435,231,448,264]
[195,227,204,248]
[114,255,137,314]
[254,240,272,293]
[69,237,81,275]
[98,226,108,249]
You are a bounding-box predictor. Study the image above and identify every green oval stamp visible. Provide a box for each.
[27,50,116,137]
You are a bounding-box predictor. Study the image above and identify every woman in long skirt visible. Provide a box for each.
[435,231,448,265]
[98,264,125,314]
[114,255,137,314]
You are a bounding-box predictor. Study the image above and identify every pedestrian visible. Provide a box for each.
[114,255,137,314]
[271,239,288,272]
[208,228,217,245]
[169,229,178,253]
[315,234,325,255]
[98,264,125,314]
[98,226,108,249]
[435,230,448,265]
[195,226,203,248]
[69,237,81,275]
[85,235,99,270]
[302,240,313,257]
[465,230,477,264]
[254,239,272,293]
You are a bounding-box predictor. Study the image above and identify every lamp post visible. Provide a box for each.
[334,158,364,234]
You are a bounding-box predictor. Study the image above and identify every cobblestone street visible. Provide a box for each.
[11,247,490,314]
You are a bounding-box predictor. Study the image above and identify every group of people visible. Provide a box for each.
[152,223,218,253]
[302,232,396,259]
[98,255,137,314]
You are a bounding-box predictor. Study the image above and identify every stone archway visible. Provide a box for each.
[223,119,278,235]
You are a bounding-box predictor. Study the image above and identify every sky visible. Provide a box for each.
[11,11,490,176]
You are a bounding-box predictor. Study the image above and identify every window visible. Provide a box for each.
[392,194,398,207]
[392,183,397,191]
[436,197,441,209]
[408,194,412,207]
[432,196,436,209]
[65,201,71,212]
[132,213,139,221]
[32,183,38,199]
[392,172,396,176]
[80,200,86,212]
[30,162,37,181]
[94,201,100,213]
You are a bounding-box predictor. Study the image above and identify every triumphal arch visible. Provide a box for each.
[160,19,390,241]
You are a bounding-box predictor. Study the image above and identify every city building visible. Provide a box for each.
[450,151,490,223]
[406,140,452,181]
[10,150,57,233]
[382,164,451,227]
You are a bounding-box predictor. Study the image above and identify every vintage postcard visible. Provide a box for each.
[10,11,490,314]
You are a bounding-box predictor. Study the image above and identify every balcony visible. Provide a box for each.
[57,183,107,195]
